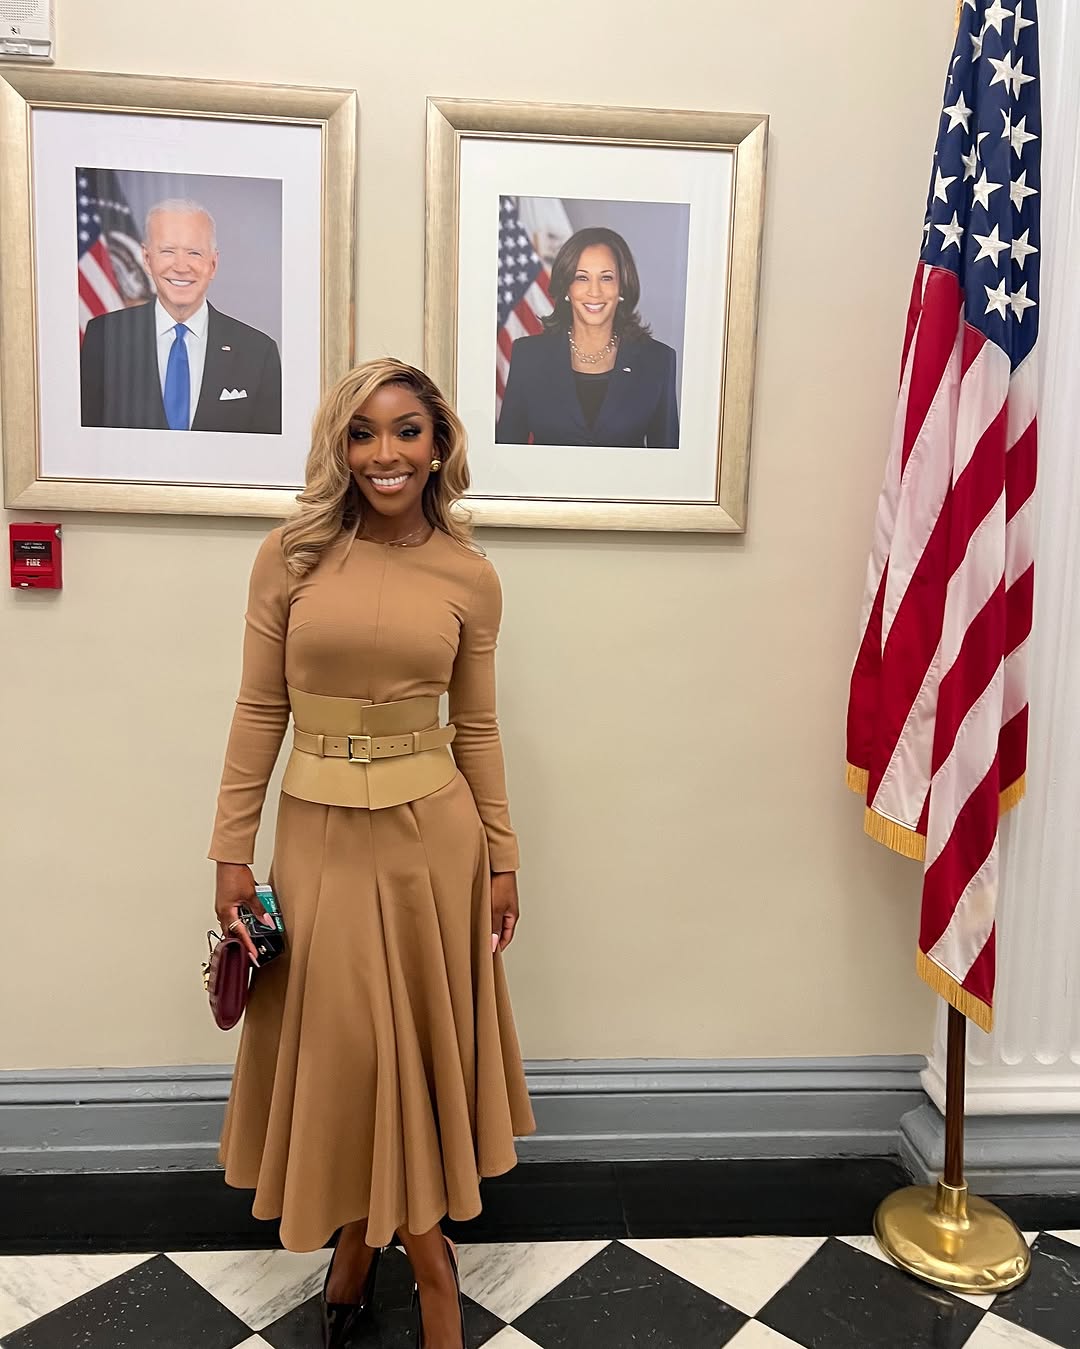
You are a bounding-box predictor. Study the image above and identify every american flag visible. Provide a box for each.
[496,196,554,416]
[846,0,1041,1032]
[76,168,151,338]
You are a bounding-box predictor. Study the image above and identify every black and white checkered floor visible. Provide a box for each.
[2,1230,1079,1348]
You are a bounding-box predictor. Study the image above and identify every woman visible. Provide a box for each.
[496,226,679,448]
[209,358,535,1349]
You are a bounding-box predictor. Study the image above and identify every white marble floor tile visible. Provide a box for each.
[725,1322,807,1349]
[1048,1229,1080,1249]
[841,1232,905,1271]
[962,1312,1063,1348]
[233,1339,276,1349]
[0,1253,153,1338]
[840,1234,997,1310]
[455,1241,609,1324]
[483,1329,547,1349]
[622,1237,827,1317]
[166,1248,330,1330]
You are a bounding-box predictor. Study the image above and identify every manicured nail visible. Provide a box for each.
[491,934,499,954]
[260,913,276,926]
[249,953,259,968]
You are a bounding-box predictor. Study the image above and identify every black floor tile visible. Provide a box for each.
[994,1193,1080,1232]
[261,1244,504,1349]
[257,1292,326,1349]
[444,1162,626,1243]
[0,1172,281,1255]
[2,1164,1078,1255]
[616,1157,911,1237]
[989,1232,1080,1348]
[512,1240,747,1349]
[757,1237,985,1349]
[0,1254,251,1349]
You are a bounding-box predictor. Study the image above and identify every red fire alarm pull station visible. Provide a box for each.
[10,523,63,589]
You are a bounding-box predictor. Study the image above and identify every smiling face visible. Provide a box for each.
[142,210,218,322]
[567,244,620,331]
[346,383,436,531]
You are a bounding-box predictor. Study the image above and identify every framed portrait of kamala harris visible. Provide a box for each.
[425,97,768,532]
[0,69,356,517]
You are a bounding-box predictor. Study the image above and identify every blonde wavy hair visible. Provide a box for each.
[282,358,474,577]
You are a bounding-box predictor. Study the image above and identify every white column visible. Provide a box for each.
[923,804,1080,1115]
[923,0,1080,1119]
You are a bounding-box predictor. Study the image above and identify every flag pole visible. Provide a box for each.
[861,0,1037,1295]
[874,1006,1031,1292]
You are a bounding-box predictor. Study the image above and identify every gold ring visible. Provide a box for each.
[228,919,243,933]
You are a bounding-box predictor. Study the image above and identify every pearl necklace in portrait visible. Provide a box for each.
[568,330,619,366]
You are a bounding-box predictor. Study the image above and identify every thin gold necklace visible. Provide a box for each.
[358,520,433,548]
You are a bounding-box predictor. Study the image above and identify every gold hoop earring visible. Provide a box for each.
[430,459,442,472]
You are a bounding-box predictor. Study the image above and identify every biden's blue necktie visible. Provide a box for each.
[163,323,190,431]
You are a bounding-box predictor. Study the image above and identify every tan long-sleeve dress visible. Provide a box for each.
[208,524,535,1253]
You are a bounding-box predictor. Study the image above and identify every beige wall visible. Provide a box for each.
[0,0,954,1069]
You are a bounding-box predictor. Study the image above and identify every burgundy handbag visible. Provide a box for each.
[202,931,251,1031]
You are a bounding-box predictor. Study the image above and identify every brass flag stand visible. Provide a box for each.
[874,1006,1031,1293]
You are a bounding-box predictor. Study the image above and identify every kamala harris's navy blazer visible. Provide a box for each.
[495,329,680,448]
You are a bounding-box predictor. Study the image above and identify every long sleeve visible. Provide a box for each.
[79,317,105,427]
[252,338,282,435]
[647,344,680,449]
[494,339,530,444]
[208,529,291,863]
[448,560,520,872]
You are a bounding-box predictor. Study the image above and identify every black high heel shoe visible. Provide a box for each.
[413,1236,466,1349]
[321,1236,381,1349]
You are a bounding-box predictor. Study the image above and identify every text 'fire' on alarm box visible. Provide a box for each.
[10,523,62,589]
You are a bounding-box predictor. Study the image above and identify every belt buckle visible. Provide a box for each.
[347,735,372,763]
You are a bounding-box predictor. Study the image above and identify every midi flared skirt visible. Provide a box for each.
[218,771,536,1252]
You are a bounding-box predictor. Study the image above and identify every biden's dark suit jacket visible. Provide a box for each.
[495,329,679,448]
[80,301,282,434]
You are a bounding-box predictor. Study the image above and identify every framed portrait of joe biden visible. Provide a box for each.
[0,70,356,516]
[426,98,769,532]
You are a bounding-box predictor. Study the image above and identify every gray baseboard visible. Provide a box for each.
[520,1058,926,1162]
[900,1102,1080,1195]
[0,1057,925,1173]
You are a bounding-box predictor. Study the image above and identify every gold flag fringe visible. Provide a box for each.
[846,766,1028,861]
[917,949,994,1032]
[1000,773,1027,817]
[864,808,926,860]
[847,767,1025,1033]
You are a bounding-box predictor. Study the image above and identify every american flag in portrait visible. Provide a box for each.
[76,168,152,339]
[496,196,555,417]
[846,0,1041,1031]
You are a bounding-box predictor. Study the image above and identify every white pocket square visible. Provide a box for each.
[219,387,248,401]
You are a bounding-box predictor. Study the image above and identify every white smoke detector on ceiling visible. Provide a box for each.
[0,0,54,62]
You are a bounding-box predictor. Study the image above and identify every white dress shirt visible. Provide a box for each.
[155,300,208,428]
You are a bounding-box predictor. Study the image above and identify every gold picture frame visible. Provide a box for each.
[0,69,357,516]
[425,97,768,532]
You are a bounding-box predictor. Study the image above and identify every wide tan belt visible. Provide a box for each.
[293,725,455,761]
[281,688,458,810]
